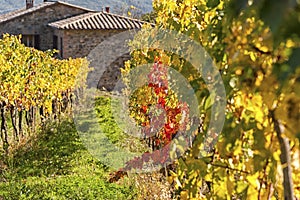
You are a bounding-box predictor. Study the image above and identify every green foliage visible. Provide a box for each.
[141,10,157,23]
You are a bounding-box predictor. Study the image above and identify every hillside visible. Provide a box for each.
[0,0,153,16]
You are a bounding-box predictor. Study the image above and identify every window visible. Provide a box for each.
[52,35,63,58]
[21,35,40,49]
[53,35,58,50]
[60,37,63,58]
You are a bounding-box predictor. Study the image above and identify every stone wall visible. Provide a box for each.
[0,3,88,51]
[58,29,124,58]
[97,54,131,91]
[56,29,131,91]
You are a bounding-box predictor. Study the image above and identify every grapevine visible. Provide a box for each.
[123,59,190,171]
[0,34,90,153]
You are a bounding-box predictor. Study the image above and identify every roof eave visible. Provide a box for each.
[47,11,153,31]
[0,1,95,25]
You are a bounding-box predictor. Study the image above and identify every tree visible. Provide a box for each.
[113,0,144,19]
[140,10,157,23]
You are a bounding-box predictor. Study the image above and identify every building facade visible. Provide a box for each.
[0,0,149,90]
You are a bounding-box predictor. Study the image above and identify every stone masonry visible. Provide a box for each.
[54,29,123,59]
[0,4,88,51]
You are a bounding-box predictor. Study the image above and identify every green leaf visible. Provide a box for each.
[259,0,297,42]
[273,47,300,84]
[206,0,220,9]
[204,95,212,110]
[226,0,248,19]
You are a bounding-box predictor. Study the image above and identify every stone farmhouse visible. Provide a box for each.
[0,0,149,90]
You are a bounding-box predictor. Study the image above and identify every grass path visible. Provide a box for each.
[0,119,136,200]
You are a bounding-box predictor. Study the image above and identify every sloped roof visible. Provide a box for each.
[48,11,149,30]
[0,1,93,24]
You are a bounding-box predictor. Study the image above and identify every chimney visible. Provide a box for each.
[105,6,110,13]
[26,0,34,9]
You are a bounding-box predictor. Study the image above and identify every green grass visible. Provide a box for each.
[0,92,161,199]
[0,117,137,199]
[94,95,149,153]
[0,92,175,199]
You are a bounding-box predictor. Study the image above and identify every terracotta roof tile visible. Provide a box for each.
[48,12,150,30]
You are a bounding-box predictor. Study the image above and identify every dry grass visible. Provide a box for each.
[129,172,174,200]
